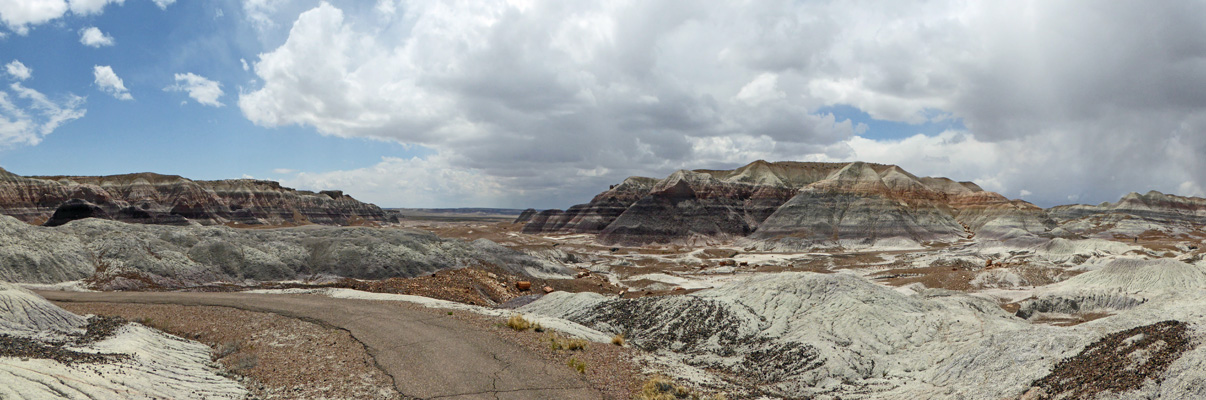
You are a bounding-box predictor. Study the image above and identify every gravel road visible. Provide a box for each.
[38,290,602,400]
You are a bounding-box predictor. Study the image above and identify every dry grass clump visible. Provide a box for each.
[567,357,587,374]
[636,376,727,400]
[214,340,241,359]
[611,334,626,346]
[547,333,589,351]
[505,315,542,331]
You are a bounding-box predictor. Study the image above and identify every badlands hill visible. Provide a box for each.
[0,214,567,290]
[521,160,1052,246]
[0,167,396,227]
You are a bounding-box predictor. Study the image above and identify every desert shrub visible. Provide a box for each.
[214,340,241,360]
[505,315,541,331]
[547,333,588,351]
[636,376,727,400]
[567,357,586,374]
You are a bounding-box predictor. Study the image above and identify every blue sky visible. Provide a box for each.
[2,1,1204,209]
[0,0,431,182]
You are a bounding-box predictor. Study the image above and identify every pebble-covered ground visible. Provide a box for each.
[57,299,648,400]
[57,302,399,400]
[0,315,129,364]
[1029,320,1196,399]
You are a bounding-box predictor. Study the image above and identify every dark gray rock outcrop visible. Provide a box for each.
[0,215,568,288]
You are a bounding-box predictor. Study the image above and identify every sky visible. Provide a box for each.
[1,1,1205,209]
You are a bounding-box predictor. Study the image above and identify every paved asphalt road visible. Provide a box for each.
[38,290,602,400]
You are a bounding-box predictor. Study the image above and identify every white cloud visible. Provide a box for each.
[272,168,296,174]
[242,0,288,31]
[282,155,507,208]
[78,26,114,47]
[68,0,123,16]
[0,0,122,34]
[1019,189,1032,197]
[734,73,785,106]
[0,0,68,34]
[92,65,132,100]
[5,60,31,80]
[150,0,174,10]
[0,82,85,146]
[239,58,248,71]
[234,1,1206,208]
[165,72,223,107]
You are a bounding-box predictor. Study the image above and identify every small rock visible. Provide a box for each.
[542,286,554,293]
[516,281,532,290]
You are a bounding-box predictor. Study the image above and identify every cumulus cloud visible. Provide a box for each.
[68,0,123,16]
[0,0,122,34]
[282,155,508,208]
[238,1,1206,208]
[0,82,85,146]
[92,65,131,100]
[150,0,174,10]
[5,60,30,80]
[165,72,223,107]
[78,26,113,47]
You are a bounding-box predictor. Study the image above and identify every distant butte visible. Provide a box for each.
[520,160,1061,246]
[0,167,396,227]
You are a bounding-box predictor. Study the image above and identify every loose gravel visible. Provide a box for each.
[57,302,398,400]
[1030,320,1196,399]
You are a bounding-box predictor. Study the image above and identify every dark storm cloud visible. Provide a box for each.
[247,1,1206,208]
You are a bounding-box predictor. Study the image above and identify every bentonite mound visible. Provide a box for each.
[1049,190,1206,239]
[0,215,569,289]
[0,167,396,227]
[1029,320,1196,399]
[0,281,87,335]
[521,271,1206,399]
[0,281,249,398]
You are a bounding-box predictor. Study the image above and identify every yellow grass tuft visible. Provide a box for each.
[505,315,541,331]
[636,376,727,400]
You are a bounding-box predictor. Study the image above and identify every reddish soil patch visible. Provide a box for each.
[873,265,980,291]
[1029,312,1114,327]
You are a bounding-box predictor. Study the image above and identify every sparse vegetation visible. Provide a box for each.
[567,357,587,374]
[611,333,626,346]
[505,315,542,331]
[214,340,241,359]
[228,354,258,373]
[547,333,588,351]
[636,376,727,400]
